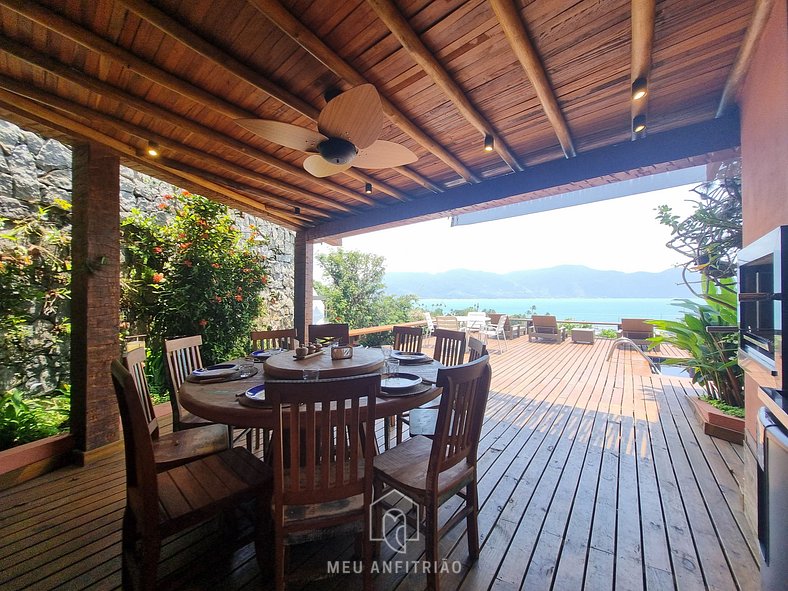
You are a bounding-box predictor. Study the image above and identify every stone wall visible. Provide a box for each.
[0,119,295,393]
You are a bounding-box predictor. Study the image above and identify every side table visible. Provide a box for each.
[571,328,595,344]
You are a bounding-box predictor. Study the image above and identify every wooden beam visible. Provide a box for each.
[248,0,479,184]
[0,0,384,206]
[293,232,314,345]
[305,114,741,240]
[115,0,430,197]
[717,0,778,116]
[488,0,576,159]
[366,0,524,173]
[0,70,331,220]
[0,87,309,230]
[631,0,656,139]
[0,37,358,213]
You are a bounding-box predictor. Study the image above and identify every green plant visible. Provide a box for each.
[0,200,72,395]
[121,191,273,389]
[650,278,742,407]
[699,395,745,418]
[560,319,592,332]
[315,249,418,347]
[598,328,618,338]
[0,387,70,450]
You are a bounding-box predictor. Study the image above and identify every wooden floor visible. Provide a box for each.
[0,336,758,590]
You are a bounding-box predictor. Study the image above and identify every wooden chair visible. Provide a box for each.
[528,315,566,343]
[432,328,467,366]
[435,315,461,331]
[123,346,229,471]
[308,323,350,345]
[251,328,297,351]
[618,318,659,351]
[265,374,379,590]
[373,355,492,591]
[110,360,272,591]
[164,335,252,448]
[393,325,423,353]
[467,336,488,361]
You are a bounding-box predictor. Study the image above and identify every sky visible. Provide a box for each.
[314,184,699,276]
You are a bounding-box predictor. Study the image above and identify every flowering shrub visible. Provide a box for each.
[122,191,273,390]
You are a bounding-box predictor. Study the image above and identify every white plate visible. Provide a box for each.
[381,372,423,392]
[244,384,267,404]
[251,348,285,360]
[190,363,238,380]
[391,351,429,364]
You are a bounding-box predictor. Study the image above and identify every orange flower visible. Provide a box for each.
[181,189,191,196]
[179,242,192,249]
[234,294,243,302]
[151,272,165,283]
[211,262,220,268]
[214,296,222,303]
[260,276,268,284]
[198,319,208,327]
[242,268,251,273]
[157,203,167,210]
[163,194,172,200]
[152,246,162,254]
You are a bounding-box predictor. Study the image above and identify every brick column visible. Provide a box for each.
[293,231,314,345]
[70,143,121,457]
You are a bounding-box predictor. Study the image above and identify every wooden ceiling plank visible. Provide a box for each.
[0,85,309,229]
[488,0,576,159]
[366,0,524,173]
[0,70,337,219]
[717,0,777,116]
[0,0,377,206]
[631,0,656,139]
[305,114,741,240]
[247,0,480,184]
[115,0,319,120]
[0,34,360,213]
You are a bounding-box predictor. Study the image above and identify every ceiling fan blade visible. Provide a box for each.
[303,154,352,178]
[236,119,325,152]
[317,84,383,150]
[353,140,418,169]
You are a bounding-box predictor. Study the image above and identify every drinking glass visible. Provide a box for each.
[239,363,255,378]
[302,368,320,381]
[385,358,400,376]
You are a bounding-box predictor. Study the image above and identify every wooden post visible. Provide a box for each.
[70,143,121,462]
[293,231,313,344]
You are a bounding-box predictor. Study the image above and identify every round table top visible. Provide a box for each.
[178,358,443,429]
[263,346,384,379]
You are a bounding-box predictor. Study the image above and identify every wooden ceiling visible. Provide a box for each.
[0,0,762,238]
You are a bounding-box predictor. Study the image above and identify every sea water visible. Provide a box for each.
[417,297,694,322]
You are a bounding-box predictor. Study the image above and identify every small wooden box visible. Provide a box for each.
[331,345,354,359]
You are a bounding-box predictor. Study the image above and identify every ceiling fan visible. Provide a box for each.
[237,84,417,178]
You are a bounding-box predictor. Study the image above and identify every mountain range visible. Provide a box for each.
[383,265,696,298]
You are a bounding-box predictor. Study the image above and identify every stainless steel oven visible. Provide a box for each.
[739,226,788,590]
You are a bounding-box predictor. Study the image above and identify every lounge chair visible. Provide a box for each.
[528,315,566,343]
[618,318,659,351]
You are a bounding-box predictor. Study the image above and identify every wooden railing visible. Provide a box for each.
[348,320,426,342]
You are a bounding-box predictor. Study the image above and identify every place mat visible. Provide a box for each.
[190,363,238,380]
[381,372,422,392]
[391,351,431,364]
[378,381,433,398]
[251,348,286,362]
[186,366,258,384]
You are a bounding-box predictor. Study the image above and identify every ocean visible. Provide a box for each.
[417,297,695,323]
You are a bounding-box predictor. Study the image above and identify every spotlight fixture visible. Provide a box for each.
[145,141,159,157]
[484,134,494,152]
[294,206,301,215]
[631,77,648,101]
[365,182,373,194]
[632,115,646,135]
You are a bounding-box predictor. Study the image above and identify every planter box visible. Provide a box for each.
[688,396,745,444]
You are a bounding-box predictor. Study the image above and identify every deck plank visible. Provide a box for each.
[0,337,757,590]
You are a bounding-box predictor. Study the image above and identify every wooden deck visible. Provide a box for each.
[0,337,758,590]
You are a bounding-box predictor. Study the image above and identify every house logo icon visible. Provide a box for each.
[370,489,420,553]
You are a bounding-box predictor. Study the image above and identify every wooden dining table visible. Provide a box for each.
[178,349,444,430]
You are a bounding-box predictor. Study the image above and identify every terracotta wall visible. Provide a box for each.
[738,0,788,534]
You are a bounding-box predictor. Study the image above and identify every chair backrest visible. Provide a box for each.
[424,312,436,332]
[435,316,460,331]
[393,325,423,353]
[494,314,508,332]
[531,315,558,333]
[428,355,492,490]
[251,328,297,351]
[433,328,467,366]
[110,359,159,524]
[467,336,488,361]
[123,345,158,438]
[466,311,487,330]
[265,374,379,510]
[620,318,653,336]
[164,335,203,421]
[308,323,350,345]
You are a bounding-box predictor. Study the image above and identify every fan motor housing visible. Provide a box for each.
[318,137,357,165]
